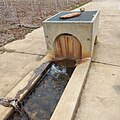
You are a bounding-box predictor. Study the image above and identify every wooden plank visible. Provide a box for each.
[60,35,67,58]
[55,34,82,60]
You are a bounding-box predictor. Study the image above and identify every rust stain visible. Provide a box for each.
[80,57,91,64]
[82,51,91,59]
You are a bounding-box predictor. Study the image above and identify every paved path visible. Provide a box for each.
[75,0,120,120]
[0,27,47,97]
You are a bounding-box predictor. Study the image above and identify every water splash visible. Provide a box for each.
[48,63,68,78]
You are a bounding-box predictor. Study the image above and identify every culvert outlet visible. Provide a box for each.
[43,10,100,61]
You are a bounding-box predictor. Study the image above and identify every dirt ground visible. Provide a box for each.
[0,0,91,47]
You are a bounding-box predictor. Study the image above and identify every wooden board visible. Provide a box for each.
[54,34,82,60]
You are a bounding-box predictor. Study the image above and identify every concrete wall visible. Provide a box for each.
[43,22,93,58]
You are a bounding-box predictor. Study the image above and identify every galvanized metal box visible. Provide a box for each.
[43,11,100,60]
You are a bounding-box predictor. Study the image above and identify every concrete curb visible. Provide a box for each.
[51,59,91,120]
[0,54,52,120]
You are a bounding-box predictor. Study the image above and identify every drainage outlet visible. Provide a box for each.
[43,11,100,60]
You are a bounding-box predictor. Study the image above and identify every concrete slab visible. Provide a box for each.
[92,1,120,65]
[0,25,48,98]
[4,27,47,55]
[98,16,120,45]
[75,63,120,120]
[75,0,120,119]
[0,54,52,120]
[0,52,42,97]
[93,43,120,66]
[75,0,120,66]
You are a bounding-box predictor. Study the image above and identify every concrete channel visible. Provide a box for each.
[0,9,95,119]
[0,3,99,120]
[0,53,91,120]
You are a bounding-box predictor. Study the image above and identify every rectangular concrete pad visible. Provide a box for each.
[93,43,120,66]
[75,63,120,120]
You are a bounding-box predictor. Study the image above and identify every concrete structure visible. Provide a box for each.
[43,11,100,60]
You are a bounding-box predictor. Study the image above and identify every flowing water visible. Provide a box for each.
[8,63,75,120]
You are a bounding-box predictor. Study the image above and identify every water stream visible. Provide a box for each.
[8,63,75,120]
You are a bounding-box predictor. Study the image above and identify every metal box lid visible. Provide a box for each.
[44,11,98,23]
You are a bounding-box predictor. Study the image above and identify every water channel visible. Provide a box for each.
[8,62,75,120]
